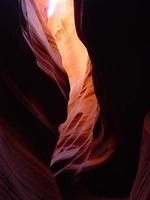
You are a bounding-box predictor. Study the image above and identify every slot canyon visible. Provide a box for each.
[0,0,150,200]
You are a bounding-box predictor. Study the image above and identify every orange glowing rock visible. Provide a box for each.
[47,0,112,176]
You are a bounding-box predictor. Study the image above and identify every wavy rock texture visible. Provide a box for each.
[1,0,150,199]
[48,0,114,177]
[73,0,150,196]
[0,0,70,199]
[130,112,150,200]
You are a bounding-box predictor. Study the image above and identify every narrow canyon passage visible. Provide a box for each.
[47,0,114,177]
[0,0,150,200]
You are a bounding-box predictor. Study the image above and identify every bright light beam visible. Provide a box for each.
[48,0,56,17]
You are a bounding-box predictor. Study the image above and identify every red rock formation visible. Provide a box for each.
[1,0,150,199]
[74,0,150,195]
[130,112,150,200]
[0,0,70,199]
[47,0,114,177]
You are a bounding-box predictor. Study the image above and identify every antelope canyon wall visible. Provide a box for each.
[47,0,115,177]
[0,0,69,199]
[0,0,116,198]
[73,0,150,198]
[1,0,150,200]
